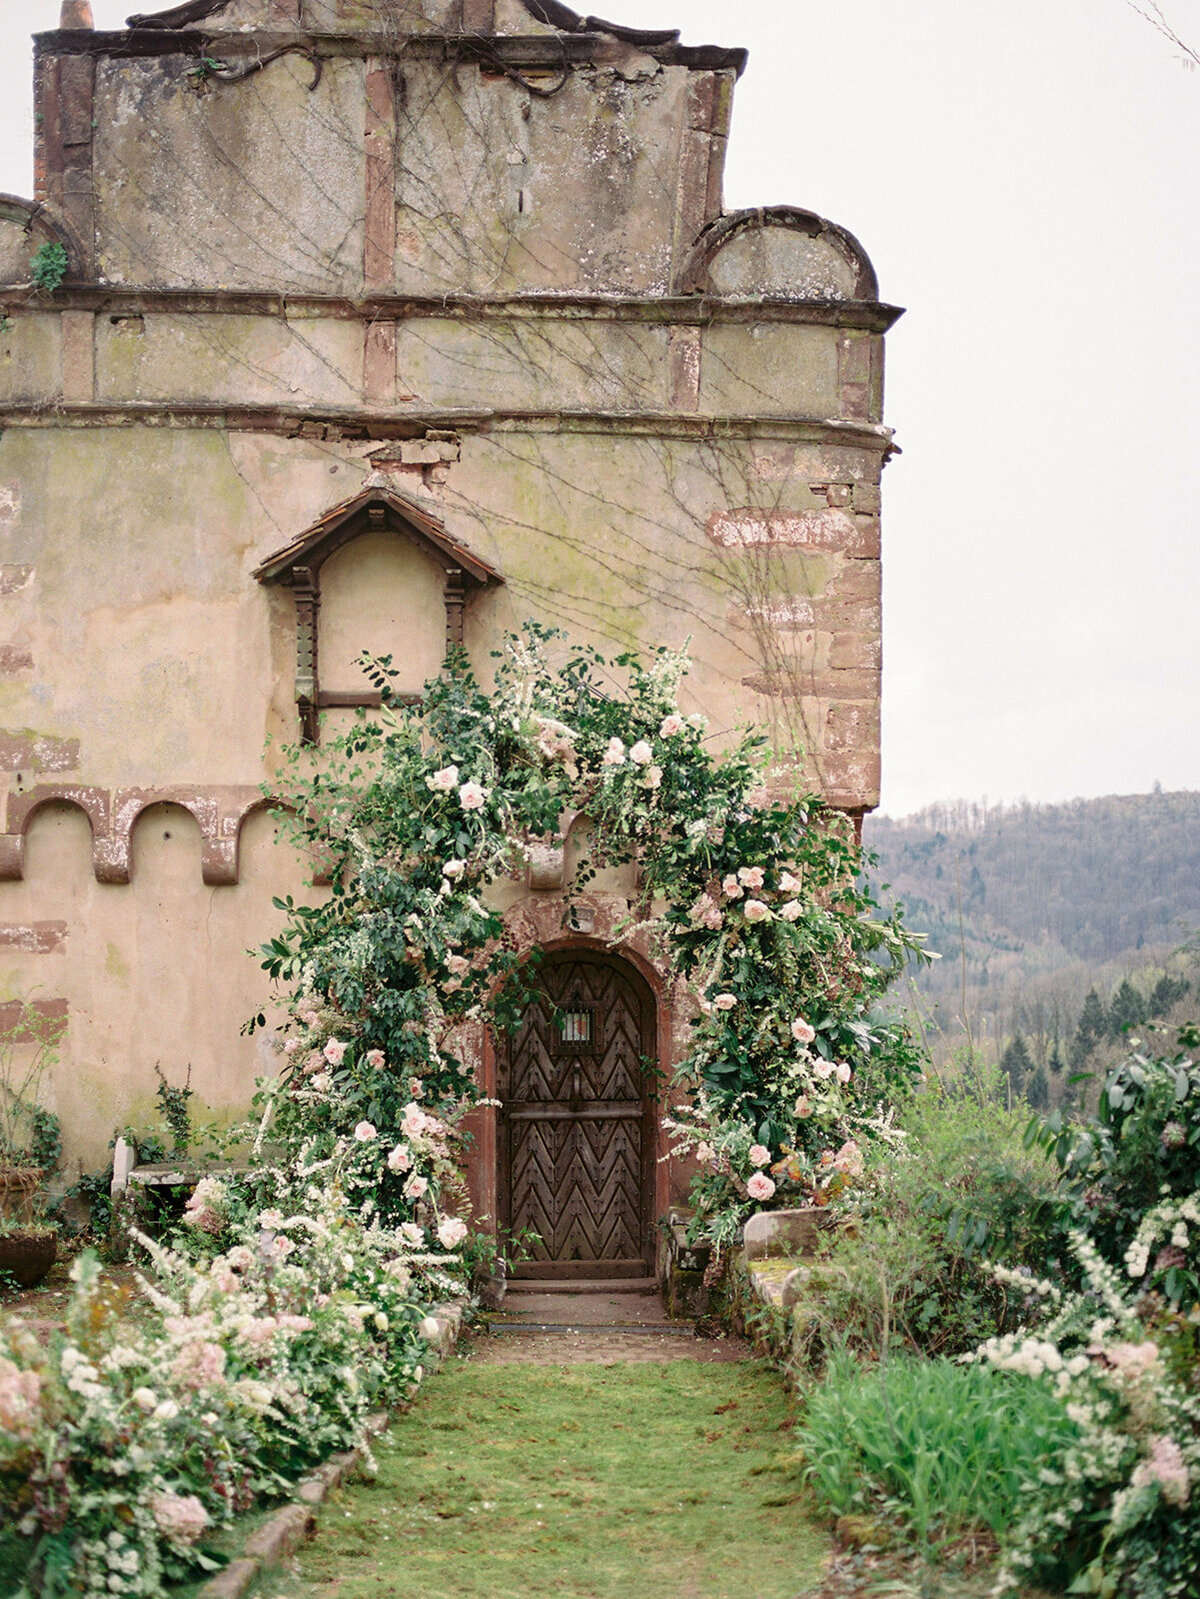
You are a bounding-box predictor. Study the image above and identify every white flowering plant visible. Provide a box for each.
[972,1231,1200,1597]
[1030,1027,1200,1308]
[0,1173,454,1598]
[259,627,925,1249]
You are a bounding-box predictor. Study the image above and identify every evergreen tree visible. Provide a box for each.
[1071,989,1107,1067]
[1047,1036,1064,1075]
[1108,979,1145,1038]
[1026,1062,1050,1110]
[1149,973,1190,1018]
[1001,1032,1033,1097]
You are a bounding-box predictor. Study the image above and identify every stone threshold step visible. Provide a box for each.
[505,1277,659,1294]
[486,1322,688,1334]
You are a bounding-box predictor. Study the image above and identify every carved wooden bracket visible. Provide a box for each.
[253,485,503,744]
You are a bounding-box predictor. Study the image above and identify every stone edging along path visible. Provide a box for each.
[195,1301,465,1599]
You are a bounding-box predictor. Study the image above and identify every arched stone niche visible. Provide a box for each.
[679,206,879,302]
[254,485,503,744]
[0,196,77,289]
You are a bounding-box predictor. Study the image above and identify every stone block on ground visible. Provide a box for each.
[241,1503,314,1565]
[664,1267,711,1319]
[743,1207,825,1261]
[197,1559,257,1599]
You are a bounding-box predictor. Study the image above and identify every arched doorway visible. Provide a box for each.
[498,948,658,1280]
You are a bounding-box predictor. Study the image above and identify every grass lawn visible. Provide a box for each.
[266,1357,828,1599]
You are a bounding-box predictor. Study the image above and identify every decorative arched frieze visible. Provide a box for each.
[0,784,265,885]
[253,484,503,745]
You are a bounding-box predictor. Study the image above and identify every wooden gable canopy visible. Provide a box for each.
[254,485,503,743]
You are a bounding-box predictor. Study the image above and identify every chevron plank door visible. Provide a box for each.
[500,952,656,1279]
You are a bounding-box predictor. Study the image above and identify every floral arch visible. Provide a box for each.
[260,629,921,1254]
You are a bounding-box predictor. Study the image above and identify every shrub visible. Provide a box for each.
[0,1178,457,1598]
[797,1348,1081,1548]
[1032,1024,1200,1306]
[783,1075,1061,1364]
[977,1236,1200,1598]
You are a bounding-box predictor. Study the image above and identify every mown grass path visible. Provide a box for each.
[269,1355,828,1599]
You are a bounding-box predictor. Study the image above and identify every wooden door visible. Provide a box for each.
[499,951,656,1279]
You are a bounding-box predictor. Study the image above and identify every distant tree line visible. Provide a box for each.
[866,790,1200,965]
[999,970,1191,1112]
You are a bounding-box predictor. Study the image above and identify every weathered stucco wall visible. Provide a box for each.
[0,0,898,1174]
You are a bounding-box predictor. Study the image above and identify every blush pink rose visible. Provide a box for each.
[748,1144,771,1168]
[721,874,743,899]
[791,1018,816,1045]
[404,1174,429,1200]
[323,1038,346,1065]
[659,714,684,737]
[743,899,771,922]
[458,781,487,810]
[746,1172,776,1202]
[425,764,459,792]
[737,866,765,889]
[366,1049,386,1069]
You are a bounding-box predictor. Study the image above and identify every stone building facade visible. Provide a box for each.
[0,0,897,1270]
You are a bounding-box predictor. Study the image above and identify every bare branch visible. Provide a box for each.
[1128,1,1200,69]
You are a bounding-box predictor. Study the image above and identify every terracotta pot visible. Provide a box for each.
[0,1228,57,1288]
[0,1166,42,1225]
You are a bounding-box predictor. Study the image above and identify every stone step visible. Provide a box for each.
[506,1276,659,1295]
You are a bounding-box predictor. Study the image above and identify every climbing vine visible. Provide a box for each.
[260,626,924,1245]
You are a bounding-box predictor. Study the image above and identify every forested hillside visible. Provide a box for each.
[863,790,1200,1081]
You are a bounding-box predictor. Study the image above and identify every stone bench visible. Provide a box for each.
[742,1206,837,1321]
[109,1136,246,1258]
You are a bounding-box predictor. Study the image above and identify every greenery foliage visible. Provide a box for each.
[975,1237,1200,1598]
[798,1349,1081,1549]
[261,629,923,1244]
[0,1012,61,1175]
[0,1174,459,1596]
[1031,1026,1200,1305]
[780,1075,1060,1366]
[797,1026,1200,1596]
[29,242,68,293]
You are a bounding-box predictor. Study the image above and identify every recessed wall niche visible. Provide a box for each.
[254,486,503,743]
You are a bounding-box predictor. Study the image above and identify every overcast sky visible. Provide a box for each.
[1,0,1197,816]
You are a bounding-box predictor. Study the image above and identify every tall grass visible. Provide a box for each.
[798,1350,1081,1547]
